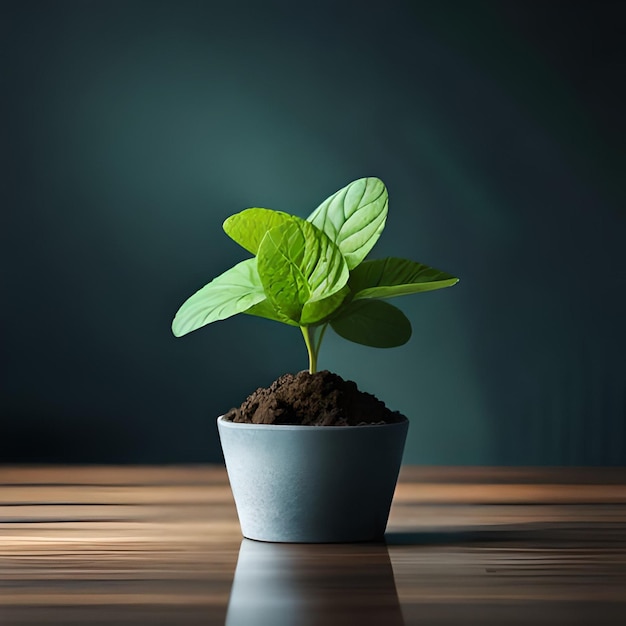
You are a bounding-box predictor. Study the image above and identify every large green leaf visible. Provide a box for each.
[223,208,295,255]
[307,177,388,269]
[330,299,412,348]
[257,220,349,324]
[350,257,459,300]
[172,258,265,337]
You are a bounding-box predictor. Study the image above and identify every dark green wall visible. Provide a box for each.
[3,0,625,464]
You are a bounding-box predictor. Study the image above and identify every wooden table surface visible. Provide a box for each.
[1,466,625,625]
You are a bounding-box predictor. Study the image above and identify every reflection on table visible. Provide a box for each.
[226,540,404,626]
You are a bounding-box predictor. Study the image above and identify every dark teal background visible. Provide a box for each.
[3,0,625,464]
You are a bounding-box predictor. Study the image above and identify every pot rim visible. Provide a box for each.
[217,414,409,431]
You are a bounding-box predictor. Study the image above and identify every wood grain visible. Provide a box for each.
[0,466,624,625]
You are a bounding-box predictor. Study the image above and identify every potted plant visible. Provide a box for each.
[172,177,458,542]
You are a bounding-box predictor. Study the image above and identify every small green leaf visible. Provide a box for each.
[330,299,412,348]
[350,257,459,300]
[300,285,350,326]
[307,177,388,269]
[243,298,299,326]
[257,220,349,324]
[223,208,295,255]
[172,259,265,337]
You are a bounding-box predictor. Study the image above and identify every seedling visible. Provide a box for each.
[172,177,459,373]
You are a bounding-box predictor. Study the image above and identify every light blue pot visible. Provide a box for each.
[217,416,409,543]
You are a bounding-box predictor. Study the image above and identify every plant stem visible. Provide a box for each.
[315,323,328,358]
[301,326,318,374]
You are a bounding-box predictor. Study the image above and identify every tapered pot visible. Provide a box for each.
[217,416,409,543]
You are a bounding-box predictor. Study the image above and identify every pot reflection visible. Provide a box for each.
[225,539,405,626]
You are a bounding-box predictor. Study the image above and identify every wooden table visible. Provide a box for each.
[1,466,625,625]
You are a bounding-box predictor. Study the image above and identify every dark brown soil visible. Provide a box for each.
[223,370,406,426]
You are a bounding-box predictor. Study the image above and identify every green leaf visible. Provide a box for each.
[223,208,295,255]
[172,259,265,337]
[300,285,350,326]
[257,220,349,324]
[307,177,388,269]
[243,298,299,326]
[349,257,459,300]
[330,299,412,348]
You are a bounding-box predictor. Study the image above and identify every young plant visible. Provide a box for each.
[172,177,459,373]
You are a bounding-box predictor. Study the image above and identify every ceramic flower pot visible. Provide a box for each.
[217,416,409,543]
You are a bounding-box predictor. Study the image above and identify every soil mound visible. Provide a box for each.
[224,370,406,426]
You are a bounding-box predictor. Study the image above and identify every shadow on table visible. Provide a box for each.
[225,539,405,626]
[385,527,525,546]
[385,521,621,546]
